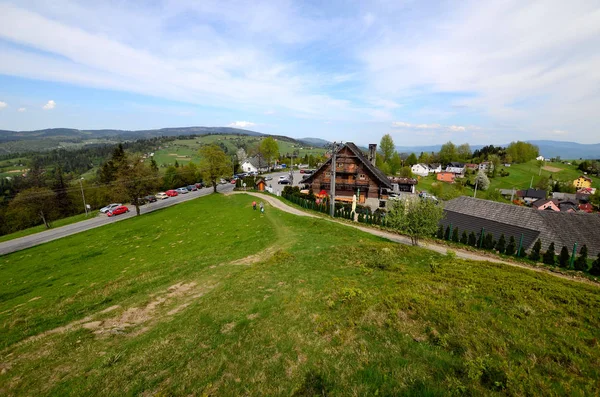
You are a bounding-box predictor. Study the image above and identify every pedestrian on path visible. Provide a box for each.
[260,202,264,213]
[252,201,257,210]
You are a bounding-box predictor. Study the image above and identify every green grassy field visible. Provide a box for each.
[0,213,93,243]
[152,135,326,168]
[1,194,599,395]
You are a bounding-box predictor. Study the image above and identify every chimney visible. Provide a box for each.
[368,144,377,166]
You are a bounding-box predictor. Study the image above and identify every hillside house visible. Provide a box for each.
[240,156,269,173]
[573,176,593,189]
[532,199,560,212]
[536,155,545,161]
[411,163,429,177]
[441,196,600,257]
[518,189,547,205]
[436,172,455,183]
[446,162,465,176]
[428,163,442,173]
[302,142,392,210]
[389,177,418,194]
[478,162,494,172]
[465,163,478,171]
[558,200,579,213]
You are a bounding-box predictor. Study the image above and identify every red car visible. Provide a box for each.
[166,190,178,197]
[107,205,129,217]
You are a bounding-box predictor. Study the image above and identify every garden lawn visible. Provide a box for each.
[1,193,599,396]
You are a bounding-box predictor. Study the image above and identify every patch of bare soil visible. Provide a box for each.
[228,245,280,265]
[542,165,562,172]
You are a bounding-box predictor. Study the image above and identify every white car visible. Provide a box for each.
[278,176,288,181]
[176,187,189,194]
[100,203,122,213]
[155,192,168,200]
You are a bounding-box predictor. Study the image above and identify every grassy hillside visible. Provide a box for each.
[1,194,599,395]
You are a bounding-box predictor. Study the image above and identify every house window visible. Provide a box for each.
[359,173,366,180]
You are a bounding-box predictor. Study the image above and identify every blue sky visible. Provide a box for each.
[0,0,599,146]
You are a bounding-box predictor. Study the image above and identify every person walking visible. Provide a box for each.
[259,202,264,213]
[252,201,257,210]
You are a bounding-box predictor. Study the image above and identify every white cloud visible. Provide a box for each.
[18,107,26,112]
[392,121,412,128]
[449,125,466,132]
[393,121,470,132]
[415,123,441,129]
[228,121,256,128]
[42,100,56,110]
[550,129,569,135]
[0,101,7,109]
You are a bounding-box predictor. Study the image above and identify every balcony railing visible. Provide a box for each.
[318,182,370,191]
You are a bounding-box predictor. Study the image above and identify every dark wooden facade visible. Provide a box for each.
[302,142,392,207]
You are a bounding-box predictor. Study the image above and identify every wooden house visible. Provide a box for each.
[302,142,392,209]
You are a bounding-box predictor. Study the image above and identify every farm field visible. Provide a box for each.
[1,194,599,395]
[416,160,599,197]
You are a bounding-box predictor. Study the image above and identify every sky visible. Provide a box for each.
[0,0,599,146]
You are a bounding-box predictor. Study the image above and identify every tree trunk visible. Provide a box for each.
[213,181,217,193]
[135,203,141,216]
[40,210,50,229]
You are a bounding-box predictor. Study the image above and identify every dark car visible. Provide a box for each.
[195,182,204,189]
[278,179,291,185]
[186,185,198,191]
[107,205,129,217]
[144,195,157,203]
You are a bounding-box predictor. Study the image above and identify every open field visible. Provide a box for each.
[1,194,599,395]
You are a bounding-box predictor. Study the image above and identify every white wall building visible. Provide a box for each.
[411,163,430,177]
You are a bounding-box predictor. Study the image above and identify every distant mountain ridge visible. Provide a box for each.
[396,140,600,160]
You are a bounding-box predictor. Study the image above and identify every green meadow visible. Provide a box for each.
[1,194,599,396]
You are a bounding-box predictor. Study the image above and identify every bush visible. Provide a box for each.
[590,253,600,276]
[460,231,468,245]
[484,234,495,250]
[542,242,556,266]
[505,236,516,256]
[558,246,570,268]
[436,225,444,239]
[444,225,451,241]
[496,234,506,254]
[574,244,589,271]
[468,232,477,247]
[452,227,460,243]
[528,239,542,262]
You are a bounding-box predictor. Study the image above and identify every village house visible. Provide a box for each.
[558,200,579,213]
[240,156,269,173]
[478,162,494,172]
[410,163,430,177]
[302,142,392,210]
[536,155,545,161]
[445,162,465,176]
[573,176,593,189]
[388,177,418,194]
[532,199,560,212]
[440,196,600,257]
[436,172,455,183]
[465,163,478,172]
[428,163,442,173]
[518,189,547,205]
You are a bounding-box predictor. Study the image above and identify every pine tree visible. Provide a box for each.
[452,227,460,243]
[484,233,495,250]
[460,231,468,245]
[496,234,506,254]
[574,244,589,271]
[436,225,444,239]
[444,226,451,240]
[506,236,516,256]
[529,239,542,261]
[558,246,570,268]
[468,232,477,247]
[590,253,600,276]
[542,242,556,266]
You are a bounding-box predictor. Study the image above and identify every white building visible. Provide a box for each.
[446,162,466,175]
[240,156,269,173]
[428,163,442,173]
[411,163,430,177]
[536,155,545,161]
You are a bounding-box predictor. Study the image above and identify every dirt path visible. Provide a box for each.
[229,192,598,287]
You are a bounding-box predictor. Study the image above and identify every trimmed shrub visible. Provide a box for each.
[590,253,600,276]
[460,231,468,245]
[528,239,542,262]
[505,236,516,256]
[542,242,555,266]
[451,227,460,243]
[574,244,589,271]
[558,246,570,268]
[436,225,444,239]
[496,234,506,254]
[484,234,496,250]
[468,232,477,247]
[444,226,451,241]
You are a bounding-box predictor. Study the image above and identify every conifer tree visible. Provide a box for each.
[444,225,451,240]
[484,233,495,250]
[542,242,556,266]
[496,234,506,254]
[529,239,542,261]
[468,232,477,247]
[460,231,468,245]
[436,225,444,239]
[558,246,570,268]
[590,253,600,276]
[452,227,460,243]
[574,244,589,271]
[505,236,516,256]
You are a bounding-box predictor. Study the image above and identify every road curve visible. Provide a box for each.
[0,184,234,256]
[231,191,599,287]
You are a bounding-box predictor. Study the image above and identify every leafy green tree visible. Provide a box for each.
[460,231,468,244]
[506,141,539,163]
[468,232,477,247]
[558,246,570,268]
[379,162,391,176]
[438,141,457,165]
[150,157,159,173]
[199,145,232,193]
[51,167,74,217]
[590,253,600,276]
[116,155,161,216]
[388,198,445,246]
[452,227,459,243]
[398,166,413,178]
[379,134,396,163]
[543,242,555,266]
[7,187,58,230]
[406,153,418,167]
[390,152,402,175]
[505,236,516,256]
[259,137,279,171]
[98,143,127,183]
[496,234,506,254]
[457,143,472,161]
[475,170,490,191]
[574,244,589,271]
[418,151,431,164]
[528,239,542,261]
[488,154,501,177]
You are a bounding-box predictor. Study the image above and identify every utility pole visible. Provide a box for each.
[330,142,337,217]
[79,177,88,216]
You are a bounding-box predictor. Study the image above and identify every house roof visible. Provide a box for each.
[499,189,517,196]
[442,196,600,256]
[532,199,552,208]
[577,175,593,182]
[448,162,465,168]
[389,177,418,185]
[245,156,268,168]
[552,192,577,201]
[412,163,429,169]
[303,142,392,189]
[520,189,546,199]
[428,163,441,168]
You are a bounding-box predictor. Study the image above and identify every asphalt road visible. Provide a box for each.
[258,170,309,196]
[0,184,234,256]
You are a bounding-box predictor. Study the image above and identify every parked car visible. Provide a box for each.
[176,187,189,194]
[220,178,227,184]
[165,190,178,197]
[304,170,314,175]
[300,169,305,174]
[265,176,273,181]
[194,182,204,189]
[186,185,197,191]
[155,192,168,200]
[278,179,291,185]
[107,205,129,217]
[100,203,122,213]
[144,195,157,203]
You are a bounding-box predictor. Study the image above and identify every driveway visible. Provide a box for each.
[256,170,310,196]
[0,184,234,256]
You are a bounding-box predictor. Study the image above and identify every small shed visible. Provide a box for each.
[255,178,267,191]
